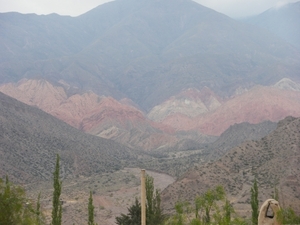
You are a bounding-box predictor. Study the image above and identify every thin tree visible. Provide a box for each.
[145,175,165,225]
[36,192,42,225]
[51,154,62,225]
[223,199,234,225]
[115,175,165,225]
[88,191,97,225]
[251,179,259,225]
[195,185,225,224]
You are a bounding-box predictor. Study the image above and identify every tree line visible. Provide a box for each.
[1,154,300,224]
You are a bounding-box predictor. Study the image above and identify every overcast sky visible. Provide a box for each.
[0,0,298,18]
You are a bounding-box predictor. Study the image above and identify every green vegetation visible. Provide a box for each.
[195,185,225,224]
[2,154,300,225]
[0,176,42,225]
[277,207,300,224]
[116,198,141,225]
[164,186,243,225]
[51,154,62,225]
[146,175,165,225]
[88,191,97,225]
[115,175,165,225]
[250,179,258,225]
[36,192,44,225]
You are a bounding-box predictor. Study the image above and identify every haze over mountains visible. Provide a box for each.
[245,1,300,49]
[1,0,300,150]
[0,0,299,97]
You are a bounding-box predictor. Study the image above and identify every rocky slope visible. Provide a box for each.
[0,92,136,183]
[161,116,300,214]
[205,120,277,161]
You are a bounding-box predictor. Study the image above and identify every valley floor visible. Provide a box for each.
[25,168,175,225]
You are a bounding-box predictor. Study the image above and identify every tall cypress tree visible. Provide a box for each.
[51,154,62,225]
[251,179,259,225]
[145,175,164,225]
[88,191,96,225]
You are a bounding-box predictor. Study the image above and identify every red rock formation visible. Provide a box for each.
[0,79,67,112]
[0,79,178,150]
[160,86,300,135]
[2,79,300,148]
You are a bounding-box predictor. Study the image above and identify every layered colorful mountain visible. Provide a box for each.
[1,78,300,149]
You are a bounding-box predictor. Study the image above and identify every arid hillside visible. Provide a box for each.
[0,92,136,183]
[161,116,300,214]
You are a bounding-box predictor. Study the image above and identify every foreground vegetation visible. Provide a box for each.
[1,155,300,225]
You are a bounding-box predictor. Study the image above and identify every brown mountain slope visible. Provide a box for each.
[161,116,300,214]
[206,120,277,161]
[0,92,135,183]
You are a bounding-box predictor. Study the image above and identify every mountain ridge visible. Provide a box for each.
[1,0,300,110]
[2,78,300,148]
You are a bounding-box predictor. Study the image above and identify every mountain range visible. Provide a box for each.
[1,0,300,220]
[1,78,300,150]
[1,0,300,150]
[1,88,298,223]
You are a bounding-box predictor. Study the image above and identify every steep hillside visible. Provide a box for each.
[206,121,277,160]
[0,92,135,183]
[135,120,277,178]
[161,116,300,214]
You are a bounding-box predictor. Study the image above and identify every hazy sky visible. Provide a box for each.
[0,0,298,18]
